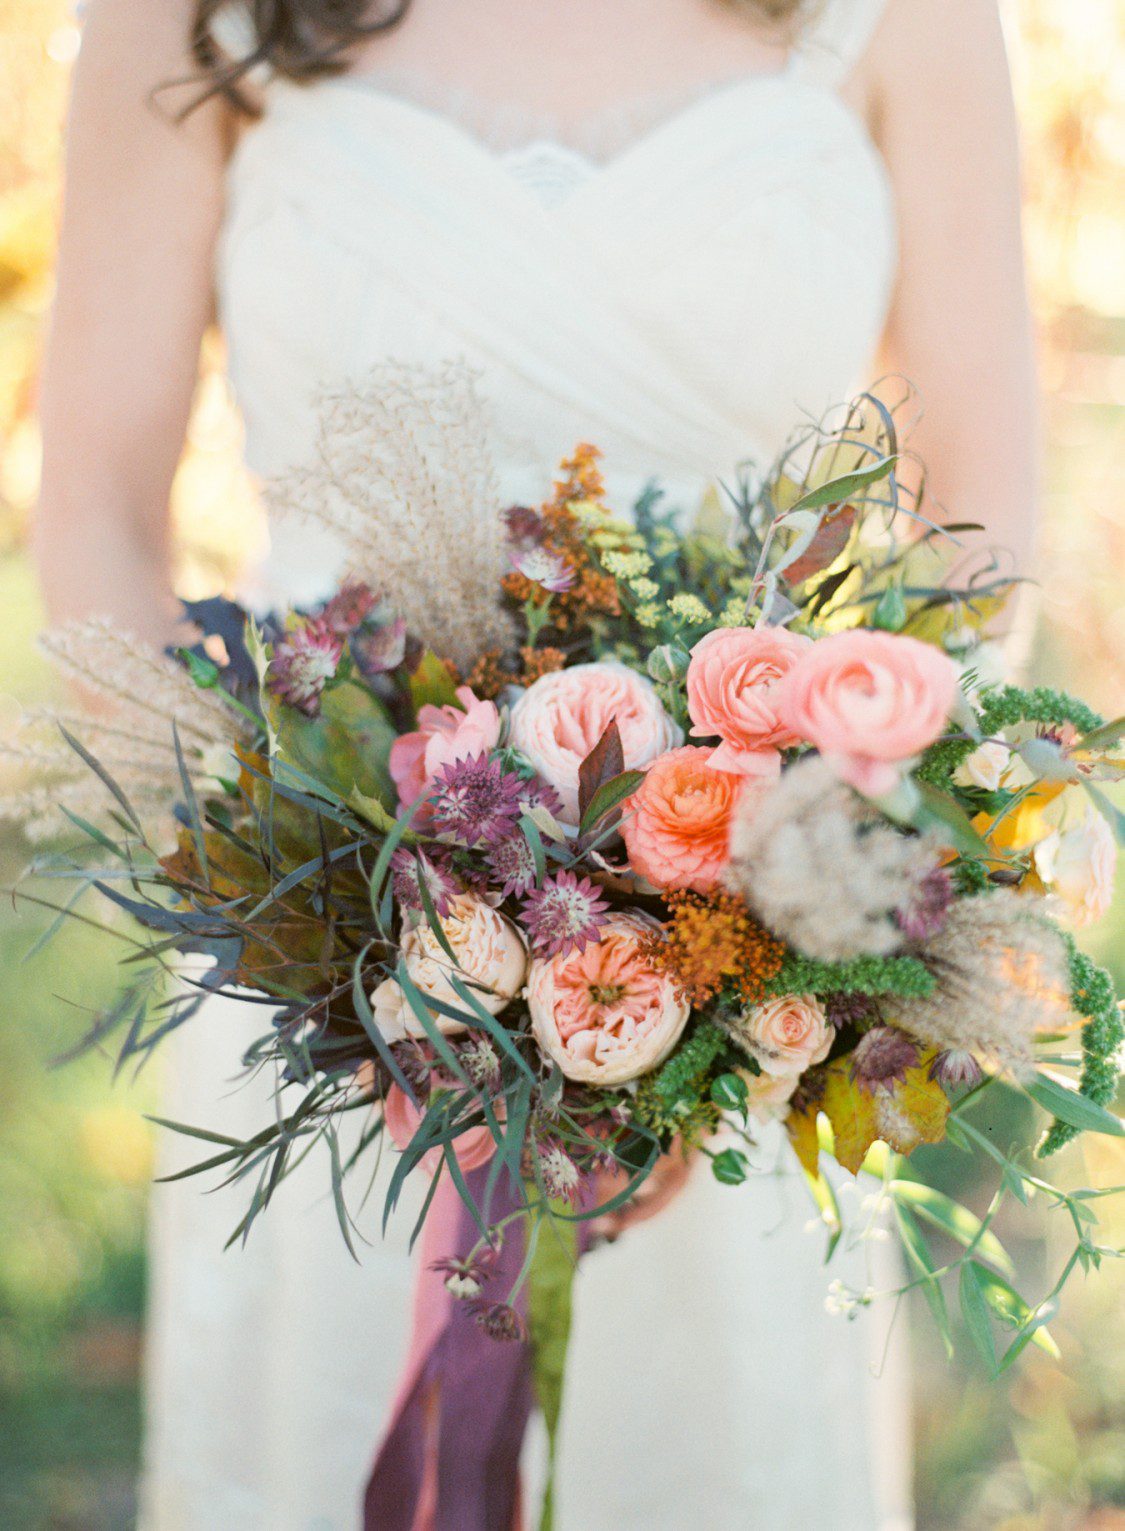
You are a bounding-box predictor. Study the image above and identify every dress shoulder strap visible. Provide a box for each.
[789,0,891,89]
[210,1,274,95]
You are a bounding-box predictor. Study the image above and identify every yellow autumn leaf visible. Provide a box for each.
[786,1102,822,1178]
[878,1060,951,1156]
[822,1065,880,1175]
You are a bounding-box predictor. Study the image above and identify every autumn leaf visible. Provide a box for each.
[786,1100,822,1177]
[822,1064,880,1174]
[577,719,624,825]
[821,1054,950,1174]
[783,503,857,587]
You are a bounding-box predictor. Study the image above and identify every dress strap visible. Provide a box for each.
[790,0,891,89]
[210,1,274,94]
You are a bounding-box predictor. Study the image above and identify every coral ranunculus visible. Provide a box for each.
[621,745,749,893]
[686,625,811,777]
[389,685,502,808]
[526,911,691,1084]
[776,630,959,796]
[507,662,681,825]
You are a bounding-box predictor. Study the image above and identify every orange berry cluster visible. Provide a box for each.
[643,890,786,1007]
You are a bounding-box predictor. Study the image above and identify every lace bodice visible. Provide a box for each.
[215,0,896,605]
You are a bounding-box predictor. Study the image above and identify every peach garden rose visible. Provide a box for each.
[1034,807,1117,928]
[507,661,681,825]
[526,911,691,1084]
[776,629,959,796]
[370,892,528,1042]
[621,744,748,893]
[686,625,811,777]
[736,993,832,1078]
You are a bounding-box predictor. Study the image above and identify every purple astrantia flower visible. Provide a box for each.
[487,835,540,899]
[825,991,880,1031]
[504,505,547,551]
[511,545,575,594]
[267,618,343,716]
[457,1036,501,1091]
[895,866,954,944]
[535,1139,583,1202]
[319,580,376,636]
[521,870,610,958]
[929,1048,983,1090]
[430,1251,495,1301]
[517,776,565,822]
[471,1300,526,1343]
[431,754,524,847]
[391,848,461,919]
[850,1026,921,1093]
[352,617,409,678]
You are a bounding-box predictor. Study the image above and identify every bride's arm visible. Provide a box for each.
[859,0,1039,578]
[35,0,229,645]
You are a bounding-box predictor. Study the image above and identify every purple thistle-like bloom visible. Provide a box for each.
[487,835,540,898]
[929,1048,983,1090]
[825,991,880,1031]
[504,504,547,551]
[472,1300,526,1343]
[319,580,377,636]
[518,776,565,821]
[521,870,610,958]
[391,848,461,918]
[353,616,409,678]
[267,619,342,716]
[431,1251,494,1301]
[850,1026,921,1093]
[895,866,954,944]
[536,1138,583,1202]
[511,545,576,594]
[431,753,523,847]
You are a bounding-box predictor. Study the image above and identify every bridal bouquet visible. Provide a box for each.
[9,366,1123,1529]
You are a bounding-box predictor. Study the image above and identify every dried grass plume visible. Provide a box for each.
[265,361,517,670]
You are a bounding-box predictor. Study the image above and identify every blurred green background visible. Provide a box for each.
[0,1,1123,1527]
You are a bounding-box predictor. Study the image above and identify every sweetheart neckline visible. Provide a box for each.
[247,66,890,214]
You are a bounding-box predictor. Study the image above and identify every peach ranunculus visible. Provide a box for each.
[620,744,748,893]
[383,1084,498,1174]
[389,685,501,809]
[686,625,811,777]
[507,661,681,825]
[736,994,832,1077]
[526,911,691,1084]
[1033,808,1117,928]
[776,630,960,797]
[370,893,528,1041]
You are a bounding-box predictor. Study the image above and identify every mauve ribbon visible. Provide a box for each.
[363,1164,532,1531]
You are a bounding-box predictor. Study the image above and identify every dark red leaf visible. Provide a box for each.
[578,719,624,824]
[784,502,858,587]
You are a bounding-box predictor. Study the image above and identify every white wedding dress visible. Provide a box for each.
[140,2,915,1526]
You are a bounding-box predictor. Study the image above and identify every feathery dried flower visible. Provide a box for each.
[894,892,1073,1078]
[521,871,610,958]
[725,756,944,961]
[266,362,516,668]
[431,754,523,847]
[267,619,343,716]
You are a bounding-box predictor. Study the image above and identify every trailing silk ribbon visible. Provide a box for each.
[364,1165,533,1531]
[364,1164,588,1531]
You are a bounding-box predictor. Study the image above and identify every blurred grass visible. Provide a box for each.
[0,1,1123,1529]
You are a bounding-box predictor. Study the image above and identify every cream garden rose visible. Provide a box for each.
[508,661,681,825]
[370,893,528,1041]
[526,910,691,1084]
[741,1069,801,1125]
[1034,808,1117,928]
[736,993,832,1077]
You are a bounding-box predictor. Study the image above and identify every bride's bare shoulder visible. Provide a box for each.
[857,0,1015,124]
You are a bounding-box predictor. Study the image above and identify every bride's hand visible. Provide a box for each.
[589,1149,695,1244]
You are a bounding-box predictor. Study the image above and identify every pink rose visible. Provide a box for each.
[737,994,832,1077]
[686,626,811,777]
[526,911,691,1084]
[389,685,501,809]
[508,662,681,825]
[370,893,528,1041]
[776,631,959,796]
[383,1084,497,1174]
